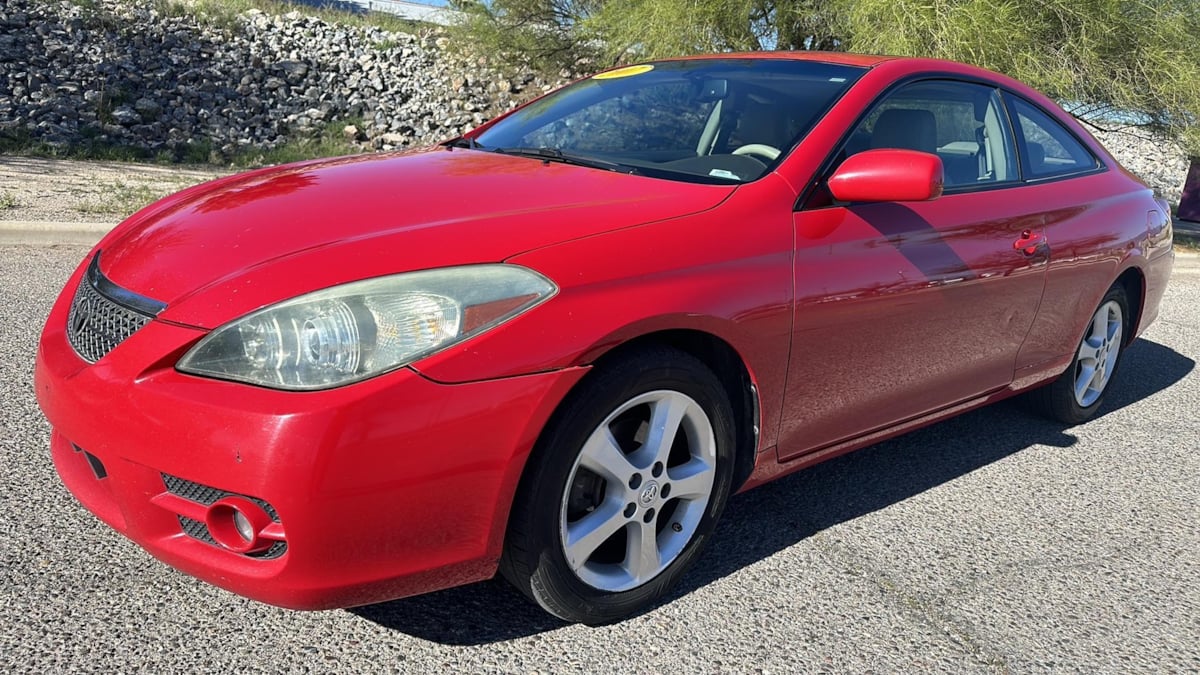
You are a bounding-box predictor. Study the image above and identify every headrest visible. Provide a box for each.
[872,108,937,153]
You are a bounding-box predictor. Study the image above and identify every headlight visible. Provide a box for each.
[177,265,556,390]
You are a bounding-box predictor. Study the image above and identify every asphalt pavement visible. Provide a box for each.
[1,245,1197,672]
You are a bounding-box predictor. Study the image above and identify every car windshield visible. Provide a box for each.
[469,59,866,184]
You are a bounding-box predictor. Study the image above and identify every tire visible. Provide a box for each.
[1029,283,1129,424]
[500,347,736,624]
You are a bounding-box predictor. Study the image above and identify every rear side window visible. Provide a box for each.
[1005,95,1100,179]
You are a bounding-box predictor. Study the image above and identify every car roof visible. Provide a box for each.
[654,52,900,68]
[647,52,1018,90]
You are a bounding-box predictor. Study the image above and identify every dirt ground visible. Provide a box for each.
[0,157,227,223]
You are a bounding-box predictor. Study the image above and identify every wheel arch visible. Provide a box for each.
[515,325,764,511]
[1115,265,1145,346]
[583,329,762,492]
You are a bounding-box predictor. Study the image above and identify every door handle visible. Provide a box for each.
[1014,229,1048,256]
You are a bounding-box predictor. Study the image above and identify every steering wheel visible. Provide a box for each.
[731,143,782,162]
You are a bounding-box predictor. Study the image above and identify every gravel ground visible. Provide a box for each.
[0,157,225,223]
[1,246,1198,672]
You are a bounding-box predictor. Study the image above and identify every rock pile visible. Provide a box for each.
[0,0,552,160]
[1091,128,1189,207]
[0,0,1190,204]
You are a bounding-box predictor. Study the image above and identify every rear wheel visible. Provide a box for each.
[500,348,735,624]
[1029,284,1128,424]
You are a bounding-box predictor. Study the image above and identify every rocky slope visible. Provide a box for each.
[1090,129,1190,208]
[0,0,1190,204]
[0,0,551,160]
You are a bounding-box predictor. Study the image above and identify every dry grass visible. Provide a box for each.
[74,178,197,218]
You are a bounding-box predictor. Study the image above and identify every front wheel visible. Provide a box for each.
[500,348,735,624]
[1029,284,1129,424]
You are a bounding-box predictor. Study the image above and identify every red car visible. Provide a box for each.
[36,53,1174,624]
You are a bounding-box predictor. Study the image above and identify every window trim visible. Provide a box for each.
[1003,91,1106,185]
[796,73,1110,212]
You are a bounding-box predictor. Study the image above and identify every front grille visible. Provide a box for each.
[161,474,287,559]
[66,279,151,362]
[65,253,165,363]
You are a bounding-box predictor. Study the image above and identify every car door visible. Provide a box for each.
[1000,92,1124,373]
[777,80,1050,460]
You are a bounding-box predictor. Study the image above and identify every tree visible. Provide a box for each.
[588,0,842,60]
[453,0,1199,154]
[449,0,606,74]
[450,0,842,72]
[837,0,1200,154]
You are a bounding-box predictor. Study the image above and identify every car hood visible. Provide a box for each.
[95,148,734,328]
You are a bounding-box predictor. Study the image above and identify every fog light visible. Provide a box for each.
[206,496,274,554]
[233,510,254,542]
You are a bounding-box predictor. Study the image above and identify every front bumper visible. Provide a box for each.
[35,264,586,609]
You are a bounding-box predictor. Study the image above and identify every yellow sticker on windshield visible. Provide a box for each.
[593,64,654,80]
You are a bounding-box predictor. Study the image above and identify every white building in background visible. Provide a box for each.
[342,0,459,25]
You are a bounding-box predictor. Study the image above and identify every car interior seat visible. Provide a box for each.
[871,108,937,153]
[730,100,790,152]
[1026,141,1046,175]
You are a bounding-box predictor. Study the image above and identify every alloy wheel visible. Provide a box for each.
[1073,299,1124,408]
[559,390,717,592]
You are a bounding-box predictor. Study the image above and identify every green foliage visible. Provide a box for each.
[450,0,840,70]
[65,0,101,13]
[836,0,1200,154]
[589,0,841,60]
[590,0,762,59]
[230,119,367,168]
[453,0,1198,154]
[449,0,604,74]
[75,180,177,217]
[1,127,168,163]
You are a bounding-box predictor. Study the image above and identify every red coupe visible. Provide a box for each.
[36,53,1174,624]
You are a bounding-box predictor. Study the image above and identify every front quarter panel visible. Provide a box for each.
[412,174,799,451]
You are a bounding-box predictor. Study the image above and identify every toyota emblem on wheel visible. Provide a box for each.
[639,482,659,505]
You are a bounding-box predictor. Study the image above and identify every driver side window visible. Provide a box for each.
[845,81,1018,191]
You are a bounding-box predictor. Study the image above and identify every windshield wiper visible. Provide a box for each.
[491,147,639,175]
[443,136,482,150]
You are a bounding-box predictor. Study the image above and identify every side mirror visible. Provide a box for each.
[827,149,944,203]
